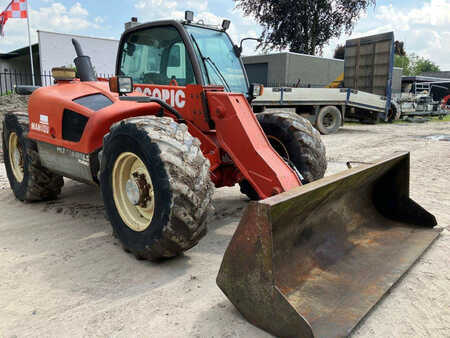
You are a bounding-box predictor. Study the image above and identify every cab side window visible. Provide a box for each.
[120,26,196,86]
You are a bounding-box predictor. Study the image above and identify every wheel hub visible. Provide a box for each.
[126,172,152,207]
[112,152,155,232]
[13,148,21,168]
[323,113,336,128]
[126,178,140,206]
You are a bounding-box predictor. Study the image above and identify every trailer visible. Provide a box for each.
[252,87,388,134]
[394,81,450,119]
[251,32,396,134]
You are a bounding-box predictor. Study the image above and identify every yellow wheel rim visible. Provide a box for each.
[112,152,155,232]
[267,135,290,161]
[8,132,24,183]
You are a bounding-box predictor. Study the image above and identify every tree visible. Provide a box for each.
[395,55,412,75]
[414,57,440,74]
[234,0,376,55]
[333,45,345,60]
[394,53,440,76]
[394,41,406,56]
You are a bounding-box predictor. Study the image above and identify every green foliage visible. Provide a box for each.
[333,45,345,60]
[394,54,440,76]
[395,55,412,75]
[234,0,376,55]
[1,90,13,96]
[432,115,450,122]
[66,64,77,71]
[414,57,440,74]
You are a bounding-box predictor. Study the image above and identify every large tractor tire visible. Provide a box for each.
[240,112,327,200]
[315,105,342,134]
[100,116,214,261]
[2,112,64,201]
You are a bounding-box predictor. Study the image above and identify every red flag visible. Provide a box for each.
[0,0,28,36]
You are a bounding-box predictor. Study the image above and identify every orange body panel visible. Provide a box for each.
[27,80,301,197]
[207,92,300,198]
[135,83,215,132]
[28,81,164,153]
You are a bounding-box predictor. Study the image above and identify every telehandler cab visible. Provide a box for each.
[2,11,440,337]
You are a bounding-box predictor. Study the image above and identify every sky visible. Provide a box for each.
[0,0,449,69]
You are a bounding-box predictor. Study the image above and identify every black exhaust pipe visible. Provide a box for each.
[72,39,97,82]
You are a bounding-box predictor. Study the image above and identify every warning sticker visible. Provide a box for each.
[39,114,49,125]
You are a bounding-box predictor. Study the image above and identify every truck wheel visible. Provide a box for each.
[316,106,341,134]
[100,116,214,261]
[2,112,64,201]
[240,112,327,200]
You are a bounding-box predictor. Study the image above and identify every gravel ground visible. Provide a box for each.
[0,94,28,115]
[0,104,449,337]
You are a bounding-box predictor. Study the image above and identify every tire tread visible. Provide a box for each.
[3,112,63,201]
[240,112,326,200]
[104,116,214,260]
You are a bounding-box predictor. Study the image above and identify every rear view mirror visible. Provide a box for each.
[109,76,134,94]
[235,37,262,57]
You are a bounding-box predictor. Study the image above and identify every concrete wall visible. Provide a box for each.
[1,53,40,74]
[285,53,343,87]
[392,67,403,94]
[0,51,41,94]
[244,52,403,95]
[0,59,9,72]
[38,31,119,76]
[243,53,288,86]
[243,52,344,87]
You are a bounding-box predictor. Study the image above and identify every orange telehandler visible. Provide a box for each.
[2,11,440,337]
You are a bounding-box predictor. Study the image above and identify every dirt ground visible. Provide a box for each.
[0,102,449,337]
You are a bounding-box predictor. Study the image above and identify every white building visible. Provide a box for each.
[0,31,118,93]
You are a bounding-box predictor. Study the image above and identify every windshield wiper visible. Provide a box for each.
[190,34,212,85]
[190,34,231,92]
[203,56,231,92]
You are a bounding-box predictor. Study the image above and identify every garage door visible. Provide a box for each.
[244,63,268,86]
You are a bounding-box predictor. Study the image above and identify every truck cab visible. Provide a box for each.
[117,17,251,98]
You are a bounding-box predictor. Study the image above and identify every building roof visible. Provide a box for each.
[37,30,119,43]
[243,51,344,63]
[0,44,39,59]
[420,71,450,79]
[0,31,118,60]
[402,75,450,83]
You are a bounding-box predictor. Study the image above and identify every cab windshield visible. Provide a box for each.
[185,25,248,95]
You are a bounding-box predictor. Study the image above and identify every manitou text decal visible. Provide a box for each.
[135,86,186,109]
[31,122,49,134]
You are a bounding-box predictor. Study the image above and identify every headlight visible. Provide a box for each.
[109,76,134,94]
[250,83,264,97]
[118,76,133,93]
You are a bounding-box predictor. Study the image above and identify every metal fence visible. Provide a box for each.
[264,82,330,88]
[0,71,336,96]
[263,80,336,88]
[0,70,113,96]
